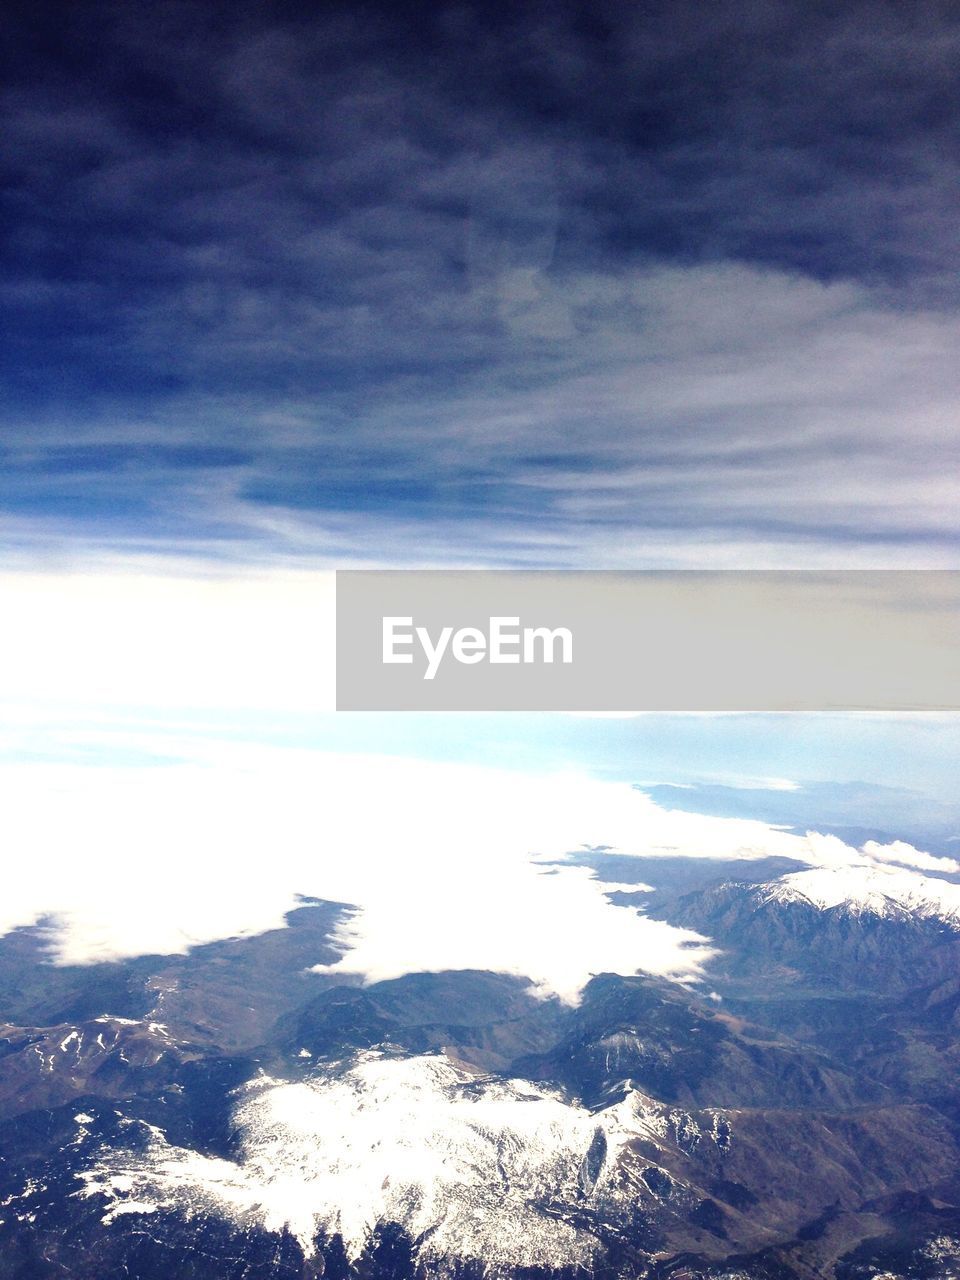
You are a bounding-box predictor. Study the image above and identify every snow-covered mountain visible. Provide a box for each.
[2,850,960,1279]
[79,1050,715,1270]
[756,862,960,923]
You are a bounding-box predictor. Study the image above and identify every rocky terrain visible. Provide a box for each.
[1,854,959,1280]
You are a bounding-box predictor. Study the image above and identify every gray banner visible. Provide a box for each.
[335,571,960,711]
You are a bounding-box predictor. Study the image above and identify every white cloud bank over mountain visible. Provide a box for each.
[1,745,953,1002]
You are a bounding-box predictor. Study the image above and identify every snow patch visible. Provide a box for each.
[79,1051,717,1269]
[760,862,960,923]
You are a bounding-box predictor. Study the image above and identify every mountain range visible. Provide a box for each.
[1,850,959,1280]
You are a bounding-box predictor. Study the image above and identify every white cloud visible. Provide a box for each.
[0,735,882,1001]
[1,564,956,997]
[859,838,960,874]
[5,260,960,571]
[0,564,336,714]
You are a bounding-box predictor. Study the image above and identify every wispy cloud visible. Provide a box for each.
[3,1,960,564]
[5,262,960,566]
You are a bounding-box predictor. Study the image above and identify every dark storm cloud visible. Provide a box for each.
[2,0,960,563]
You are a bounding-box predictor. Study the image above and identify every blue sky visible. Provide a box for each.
[3,0,960,567]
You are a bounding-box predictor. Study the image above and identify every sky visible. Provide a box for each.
[3,0,960,567]
[2,0,960,981]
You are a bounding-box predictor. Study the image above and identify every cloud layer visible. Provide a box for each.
[1,739,949,1001]
[4,0,960,565]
